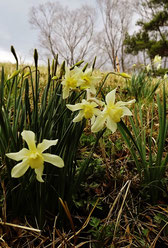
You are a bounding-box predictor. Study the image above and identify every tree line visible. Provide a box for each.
[29,0,168,71]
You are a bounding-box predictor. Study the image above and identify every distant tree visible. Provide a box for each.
[124,0,168,65]
[29,1,97,66]
[96,0,134,71]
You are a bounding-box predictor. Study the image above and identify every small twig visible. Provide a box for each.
[0,220,41,233]
[113,180,131,238]
[52,216,58,248]
[59,197,77,245]
[0,180,6,222]
[151,222,168,248]
[56,198,100,248]
[105,180,131,224]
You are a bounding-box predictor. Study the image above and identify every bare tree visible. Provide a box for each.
[29,1,97,66]
[96,0,134,71]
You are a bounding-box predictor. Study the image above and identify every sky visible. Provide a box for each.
[0,0,96,64]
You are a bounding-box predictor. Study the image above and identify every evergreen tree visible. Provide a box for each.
[124,0,168,60]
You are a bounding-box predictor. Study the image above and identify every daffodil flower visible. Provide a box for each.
[66,99,101,123]
[91,88,135,133]
[153,55,162,70]
[6,130,64,182]
[153,55,161,64]
[80,68,101,95]
[61,66,83,99]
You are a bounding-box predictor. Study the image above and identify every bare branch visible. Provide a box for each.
[29,2,97,66]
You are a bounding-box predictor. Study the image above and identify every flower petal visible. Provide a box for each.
[37,139,58,153]
[66,103,82,112]
[106,88,116,105]
[62,86,69,99]
[85,68,92,75]
[91,115,96,125]
[11,159,29,178]
[91,115,106,132]
[73,111,84,122]
[93,108,102,116]
[121,106,133,116]
[35,164,44,182]
[21,130,36,151]
[116,99,136,107]
[65,66,70,76]
[73,66,83,77]
[89,101,98,108]
[6,148,30,161]
[43,153,64,168]
[106,116,117,133]
[89,84,96,95]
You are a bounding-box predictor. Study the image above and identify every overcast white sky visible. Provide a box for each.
[0,0,97,64]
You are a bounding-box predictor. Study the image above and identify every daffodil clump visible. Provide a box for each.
[61,66,101,99]
[61,66,84,99]
[91,88,135,133]
[66,87,135,133]
[6,130,64,182]
[6,64,135,184]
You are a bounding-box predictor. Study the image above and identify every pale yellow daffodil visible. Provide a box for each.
[153,55,161,64]
[80,68,101,95]
[153,55,162,70]
[61,66,83,99]
[6,130,64,182]
[66,99,101,123]
[91,88,135,133]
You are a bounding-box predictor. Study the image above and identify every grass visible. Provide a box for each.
[0,54,168,247]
